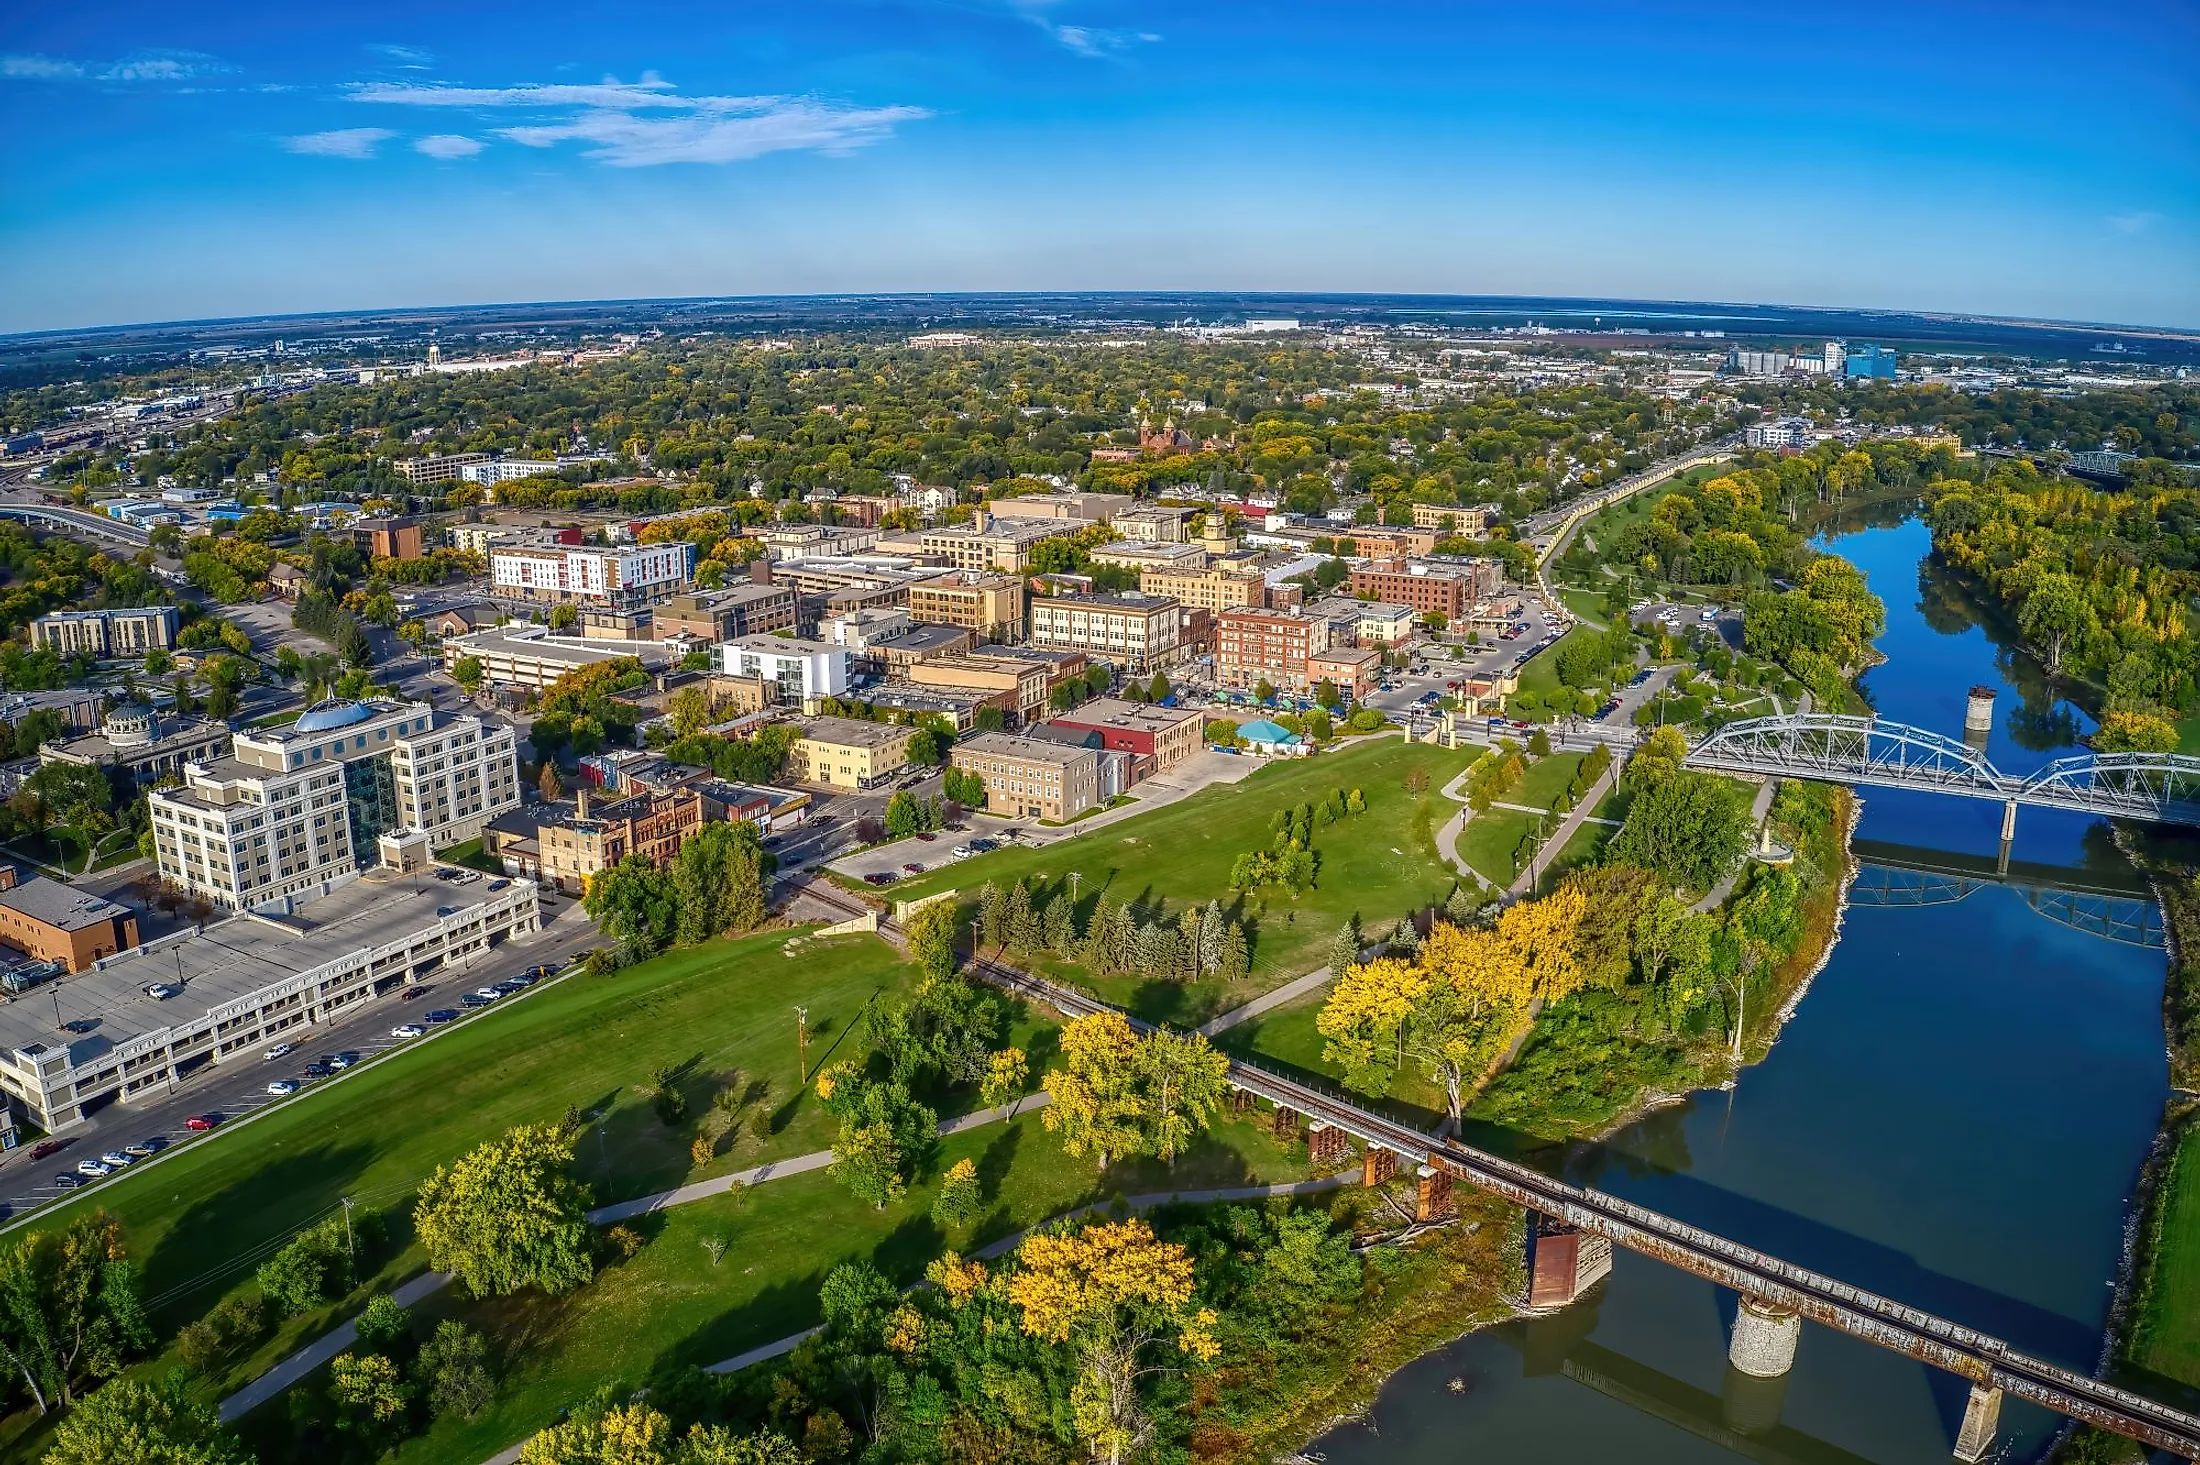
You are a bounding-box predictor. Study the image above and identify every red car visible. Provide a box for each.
[28,1139,62,1160]
[183,1114,219,1131]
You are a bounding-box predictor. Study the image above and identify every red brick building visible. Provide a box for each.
[1216,606,1333,695]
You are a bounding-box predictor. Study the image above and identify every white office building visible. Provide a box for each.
[148,700,522,912]
[489,542,694,609]
[718,635,850,707]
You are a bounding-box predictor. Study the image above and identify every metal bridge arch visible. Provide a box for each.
[1684,713,2200,826]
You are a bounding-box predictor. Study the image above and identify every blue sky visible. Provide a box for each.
[2,1,2195,333]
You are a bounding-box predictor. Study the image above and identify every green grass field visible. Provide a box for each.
[1511,751,1587,810]
[1515,627,1599,701]
[0,927,924,1453]
[238,1110,1313,1465]
[1456,809,1540,886]
[1535,816,1615,895]
[889,739,1476,1026]
[2131,1117,2200,1393]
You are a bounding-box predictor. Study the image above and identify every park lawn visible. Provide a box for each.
[237,1110,1315,1465]
[1592,785,1632,822]
[1514,626,1601,702]
[1215,987,1449,1132]
[5,929,917,1394]
[2175,717,2200,756]
[2131,1117,2200,1392]
[1456,809,1539,887]
[1534,817,1615,896]
[1511,751,1587,811]
[1556,586,1609,627]
[891,739,1475,1027]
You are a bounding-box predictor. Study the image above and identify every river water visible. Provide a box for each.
[1315,514,2173,1464]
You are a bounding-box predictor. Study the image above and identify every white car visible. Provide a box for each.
[264,1042,295,1061]
[472,986,502,1002]
[98,1151,133,1168]
[143,982,178,1000]
[75,1159,111,1178]
[391,1022,425,1039]
[266,1079,298,1097]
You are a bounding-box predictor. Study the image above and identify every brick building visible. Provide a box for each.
[1216,606,1333,695]
[951,731,1102,822]
[1047,698,1205,769]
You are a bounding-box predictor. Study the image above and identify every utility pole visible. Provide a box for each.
[340,1196,355,1262]
[794,1005,809,1082]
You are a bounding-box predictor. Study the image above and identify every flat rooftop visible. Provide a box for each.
[796,716,913,749]
[956,731,1098,766]
[0,878,130,933]
[450,628,672,669]
[0,871,517,1066]
[1051,697,1202,730]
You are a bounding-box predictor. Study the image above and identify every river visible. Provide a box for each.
[1313,513,2173,1464]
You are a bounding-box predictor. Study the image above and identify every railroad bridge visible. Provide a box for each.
[1684,712,2200,834]
[948,943,2200,1461]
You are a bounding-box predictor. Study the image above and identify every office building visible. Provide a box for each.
[1350,601,1418,647]
[534,785,707,895]
[1029,594,1184,673]
[717,635,850,707]
[29,606,178,658]
[907,655,1050,725]
[1845,344,1899,380]
[1216,606,1334,694]
[950,731,1102,822]
[147,699,521,912]
[1346,560,1499,620]
[0,875,139,973]
[391,451,491,485]
[0,873,539,1131]
[652,584,799,642]
[871,624,979,674]
[1308,646,1382,700]
[1745,417,1821,450]
[919,519,1061,574]
[983,492,1138,526]
[907,571,1026,641]
[350,517,426,561]
[1138,563,1269,612]
[42,706,229,788]
[786,718,917,789]
[1408,503,1493,534]
[489,542,694,609]
[1047,699,1205,770]
[0,690,103,736]
[1111,505,1198,543]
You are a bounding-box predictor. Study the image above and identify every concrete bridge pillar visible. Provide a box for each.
[1951,1384,2002,1463]
[1728,1297,1801,1378]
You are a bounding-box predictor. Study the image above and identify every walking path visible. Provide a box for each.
[1196,966,1334,1036]
[218,1268,456,1422]
[1506,760,1619,899]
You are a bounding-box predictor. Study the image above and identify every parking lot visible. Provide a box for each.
[0,893,601,1224]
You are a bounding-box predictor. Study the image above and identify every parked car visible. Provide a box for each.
[266,1080,298,1097]
[503,973,537,988]
[263,1042,295,1061]
[913,832,936,842]
[122,1140,162,1157]
[460,992,493,1009]
[28,1139,63,1160]
[494,979,528,995]
[51,1174,81,1190]
[143,982,179,1000]
[183,1114,219,1131]
[402,986,428,1000]
[98,1151,132,1168]
[950,845,973,859]
[391,1022,426,1039]
[302,1063,332,1079]
[473,986,502,1001]
[76,1159,111,1177]
[424,1008,460,1024]
[328,1051,358,1070]
[902,862,923,875]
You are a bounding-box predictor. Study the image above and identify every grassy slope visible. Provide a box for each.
[891,739,1475,1026]
[3,931,914,1420]
[241,1111,1314,1465]
[2130,1113,2200,1395]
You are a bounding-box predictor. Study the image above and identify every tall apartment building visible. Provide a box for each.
[391,451,491,485]
[1111,505,1198,543]
[1138,563,1268,612]
[1029,594,1184,674]
[1216,606,1334,695]
[919,520,1060,573]
[950,731,1102,822]
[490,541,694,609]
[982,492,1137,526]
[652,583,798,641]
[534,786,707,894]
[29,606,178,658]
[148,699,521,912]
[907,571,1026,641]
[718,635,850,707]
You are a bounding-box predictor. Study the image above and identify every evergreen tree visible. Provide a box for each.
[1043,895,1077,957]
[977,881,1005,951]
[1005,879,1041,954]
[1215,922,1250,985]
[1177,907,1205,980]
[1198,900,1227,974]
[1328,917,1361,977]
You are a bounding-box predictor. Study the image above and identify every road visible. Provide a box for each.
[0,894,600,1224]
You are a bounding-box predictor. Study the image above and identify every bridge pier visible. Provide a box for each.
[1363,1144,1397,1188]
[1415,1163,1452,1221]
[1306,1119,1351,1168]
[1952,1384,2002,1463]
[1527,1219,1612,1307]
[1728,1297,1801,1378]
[1999,799,2017,877]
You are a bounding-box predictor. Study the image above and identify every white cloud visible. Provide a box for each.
[3,49,228,82]
[1048,25,1160,57]
[348,72,927,167]
[414,133,484,159]
[2107,212,2160,236]
[284,127,396,159]
[370,44,434,67]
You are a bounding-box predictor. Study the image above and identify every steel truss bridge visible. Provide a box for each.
[1687,713,2200,828]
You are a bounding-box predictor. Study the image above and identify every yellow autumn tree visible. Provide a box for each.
[1315,956,1427,1093]
[1004,1219,1218,1465]
[1408,920,1533,1119]
[1496,882,1590,1004]
[1043,1012,1146,1168]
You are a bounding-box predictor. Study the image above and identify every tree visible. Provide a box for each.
[1327,917,1360,977]
[668,686,711,739]
[1625,725,1691,788]
[932,1157,981,1228]
[2018,571,2092,675]
[671,821,773,944]
[1043,1012,1146,1169]
[414,1319,494,1420]
[0,1212,151,1415]
[1608,770,1750,893]
[45,1373,247,1465]
[1002,1219,1218,1465]
[1134,1028,1229,1166]
[452,656,484,694]
[904,899,958,982]
[819,1067,936,1208]
[2096,709,2179,754]
[520,1401,669,1465]
[539,764,564,803]
[583,855,677,957]
[330,1350,410,1436]
[884,790,923,838]
[980,1047,1029,1113]
[1254,677,1276,704]
[413,1124,594,1299]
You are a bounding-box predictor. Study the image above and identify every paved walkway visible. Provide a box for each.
[218,1268,456,1422]
[1196,966,1334,1036]
[1506,759,1619,899]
